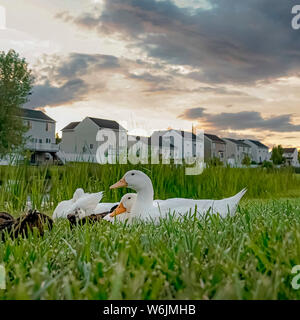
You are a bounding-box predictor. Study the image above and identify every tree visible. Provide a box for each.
[242,154,251,166]
[55,133,62,144]
[270,145,285,165]
[0,49,33,156]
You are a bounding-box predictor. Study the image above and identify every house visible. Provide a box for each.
[283,148,299,166]
[60,116,127,163]
[223,138,252,166]
[22,108,59,164]
[151,129,203,161]
[127,135,151,160]
[242,139,269,164]
[204,133,226,163]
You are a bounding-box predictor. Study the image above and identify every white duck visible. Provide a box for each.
[110,170,247,222]
[65,191,104,219]
[53,188,84,219]
[103,193,137,223]
[53,189,105,219]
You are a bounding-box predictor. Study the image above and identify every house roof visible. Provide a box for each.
[88,117,125,131]
[62,122,80,131]
[153,129,197,140]
[283,148,297,154]
[245,139,268,149]
[224,138,250,148]
[205,133,226,144]
[22,108,55,123]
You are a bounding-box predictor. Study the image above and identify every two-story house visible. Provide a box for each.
[22,108,59,164]
[223,138,252,166]
[151,129,203,161]
[60,116,127,163]
[283,148,299,167]
[242,139,269,164]
[204,133,226,163]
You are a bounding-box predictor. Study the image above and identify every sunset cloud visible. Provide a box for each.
[180,108,300,133]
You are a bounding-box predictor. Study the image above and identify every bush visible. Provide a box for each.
[207,157,223,167]
[262,161,274,169]
[242,155,251,166]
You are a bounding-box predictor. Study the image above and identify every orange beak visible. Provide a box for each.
[110,177,128,189]
[110,202,127,217]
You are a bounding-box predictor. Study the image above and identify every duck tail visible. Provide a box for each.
[229,188,247,216]
[235,188,247,202]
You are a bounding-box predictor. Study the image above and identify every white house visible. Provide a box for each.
[283,148,299,167]
[22,108,59,164]
[242,139,269,164]
[60,117,127,163]
[204,133,226,163]
[151,129,203,161]
[223,138,252,166]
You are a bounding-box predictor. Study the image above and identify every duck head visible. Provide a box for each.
[110,193,137,217]
[110,170,152,192]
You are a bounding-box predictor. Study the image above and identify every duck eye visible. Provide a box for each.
[128,197,131,199]
[131,173,135,176]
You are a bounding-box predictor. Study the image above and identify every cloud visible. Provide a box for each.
[25,51,174,108]
[25,79,89,108]
[25,53,119,108]
[58,0,300,84]
[55,53,120,79]
[179,108,300,132]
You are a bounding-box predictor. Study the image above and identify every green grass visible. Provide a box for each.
[0,164,300,299]
[0,163,299,212]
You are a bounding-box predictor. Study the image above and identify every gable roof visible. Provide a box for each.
[283,148,297,154]
[62,122,80,131]
[245,139,268,149]
[224,138,250,148]
[205,133,226,144]
[88,117,125,131]
[152,129,197,140]
[22,108,55,123]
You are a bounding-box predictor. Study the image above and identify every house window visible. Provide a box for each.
[46,123,51,131]
[39,139,42,143]
[45,138,51,144]
[90,144,94,149]
[27,121,32,129]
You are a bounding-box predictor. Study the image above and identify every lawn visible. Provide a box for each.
[0,164,300,299]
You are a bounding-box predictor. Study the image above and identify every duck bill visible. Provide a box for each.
[110,202,127,217]
[110,178,128,189]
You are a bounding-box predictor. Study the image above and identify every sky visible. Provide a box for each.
[0,0,300,148]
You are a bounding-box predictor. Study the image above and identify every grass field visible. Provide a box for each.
[1,164,300,299]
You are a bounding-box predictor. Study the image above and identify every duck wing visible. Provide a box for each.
[52,199,74,219]
[66,192,104,217]
[153,188,247,218]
